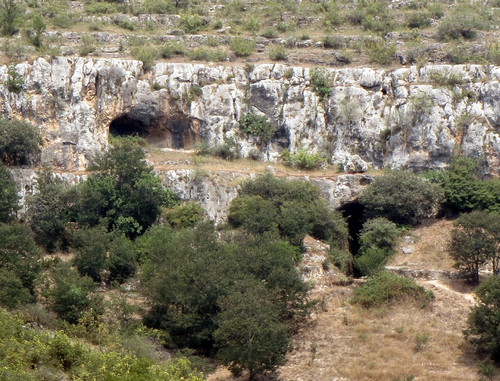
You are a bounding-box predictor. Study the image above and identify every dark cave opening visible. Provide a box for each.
[108,112,202,149]
[109,114,149,137]
[339,201,365,256]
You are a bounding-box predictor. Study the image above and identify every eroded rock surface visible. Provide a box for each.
[1,59,498,174]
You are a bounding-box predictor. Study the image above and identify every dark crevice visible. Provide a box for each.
[338,201,365,256]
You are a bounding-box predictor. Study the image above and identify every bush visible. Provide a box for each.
[0,162,19,222]
[355,247,392,277]
[0,116,42,166]
[366,41,396,65]
[359,170,443,225]
[85,2,116,14]
[229,37,255,57]
[466,275,500,360]
[351,271,434,308]
[406,12,432,29]
[195,139,240,160]
[188,48,227,62]
[309,68,331,100]
[436,14,487,40]
[268,44,288,61]
[281,149,326,170]
[180,13,206,33]
[160,42,186,58]
[162,202,205,230]
[239,113,277,144]
[131,46,159,71]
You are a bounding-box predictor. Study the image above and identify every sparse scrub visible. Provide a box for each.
[85,2,117,14]
[159,42,186,58]
[189,48,227,62]
[131,46,159,71]
[269,44,288,61]
[181,13,206,33]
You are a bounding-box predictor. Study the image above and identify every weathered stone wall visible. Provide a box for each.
[1,58,498,174]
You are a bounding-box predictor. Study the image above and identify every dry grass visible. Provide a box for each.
[390,219,456,271]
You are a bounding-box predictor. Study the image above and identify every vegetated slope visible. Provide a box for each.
[209,220,484,381]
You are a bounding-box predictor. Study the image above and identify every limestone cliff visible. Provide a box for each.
[1,58,499,174]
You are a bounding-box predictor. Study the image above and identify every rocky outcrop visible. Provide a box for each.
[1,58,499,173]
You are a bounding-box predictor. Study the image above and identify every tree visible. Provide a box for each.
[359,170,443,225]
[465,275,500,360]
[0,223,41,306]
[27,167,74,252]
[0,162,19,222]
[76,139,178,237]
[448,211,498,284]
[228,173,347,248]
[214,279,290,380]
[0,117,42,166]
[47,263,102,324]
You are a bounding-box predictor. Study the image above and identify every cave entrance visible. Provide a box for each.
[109,112,202,149]
[338,201,365,256]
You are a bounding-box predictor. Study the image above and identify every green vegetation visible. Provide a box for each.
[239,113,277,144]
[359,170,443,225]
[466,275,500,361]
[351,271,434,308]
[448,211,500,284]
[229,37,255,57]
[309,68,331,100]
[228,173,347,247]
[355,218,400,276]
[195,139,241,160]
[281,149,326,170]
[0,308,203,380]
[0,162,19,222]
[0,116,42,166]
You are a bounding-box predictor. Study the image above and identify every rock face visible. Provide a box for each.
[1,58,499,174]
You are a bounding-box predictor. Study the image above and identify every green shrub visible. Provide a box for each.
[243,15,261,33]
[261,27,278,39]
[162,202,205,229]
[366,41,396,65]
[488,42,500,65]
[359,217,400,254]
[466,275,500,360]
[195,139,241,160]
[269,44,288,61]
[131,46,159,71]
[323,35,346,49]
[188,48,227,62]
[6,65,25,92]
[351,271,434,308]
[0,116,42,165]
[436,14,487,40]
[180,13,206,33]
[0,163,19,221]
[355,247,392,277]
[281,149,326,170]
[359,170,443,225]
[85,2,117,14]
[430,70,466,87]
[229,37,255,57]
[141,0,175,14]
[160,42,186,58]
[406,12,432,29]
[239,113,277,143]
[309,68,331,100]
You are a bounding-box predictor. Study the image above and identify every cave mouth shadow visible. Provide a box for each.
[338,201,365,256]
[109,112,202,150]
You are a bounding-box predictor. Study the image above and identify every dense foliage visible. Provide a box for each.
[0,162,19,222]
[0,116,42,166]
[229,173,347,247]
[466,275,500,360]
[239,113,277,144]
[141,223,308,377]
[359,170,443,225]
[0,223,41,307]
[448,211,500,284]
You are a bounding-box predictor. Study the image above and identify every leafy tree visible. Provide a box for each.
[108,234,137,284]
[0,162,19,222]
[76,139,178,237]
[214,279,290,380]
[27,167,74,252]
[73,227,109,283]
[465,275,500,360]
[47,263,102,324]
[359,170,443,225]
[0,116,42,165]
[448,211,498,284]
[229,173,347,247]
[0,223,41,302]
[0,268,33,308]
